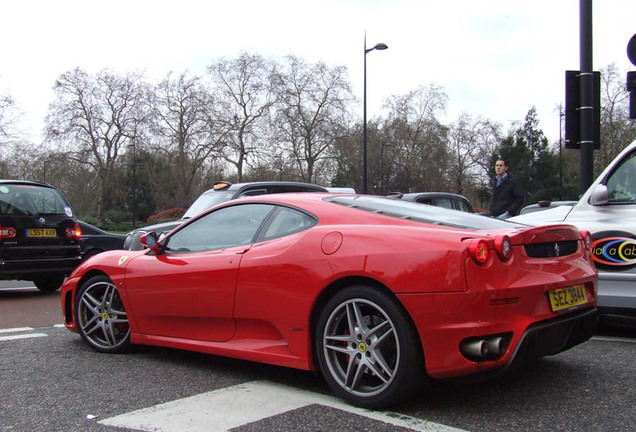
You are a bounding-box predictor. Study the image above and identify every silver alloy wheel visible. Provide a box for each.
[77,279,130,350]
[322,298,399,397]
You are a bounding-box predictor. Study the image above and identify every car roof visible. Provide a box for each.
[223,181,329,192]
[0,179,57,188]
[396,192,470,201]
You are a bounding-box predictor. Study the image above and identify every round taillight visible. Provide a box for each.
[0,226,16,238]
[466,239,489,265]
[580,230,592,251]
[495,235,512,261]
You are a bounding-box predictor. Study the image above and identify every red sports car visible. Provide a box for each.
[61,193,598,408]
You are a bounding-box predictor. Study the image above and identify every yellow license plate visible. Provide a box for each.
[549,284,588,312]
[27,228,57,238]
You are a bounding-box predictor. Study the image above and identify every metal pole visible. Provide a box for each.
[362,37,388,195]
[579,0,594,193]
[559,108,563,199]
[363,35,368,194]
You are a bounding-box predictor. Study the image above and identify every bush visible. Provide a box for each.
[146,207,186,224]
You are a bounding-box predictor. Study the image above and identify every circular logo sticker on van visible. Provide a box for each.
[591,231,636,271]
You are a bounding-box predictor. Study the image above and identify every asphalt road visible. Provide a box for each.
[1,283,635,432]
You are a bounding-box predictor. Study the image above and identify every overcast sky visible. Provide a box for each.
[1,0,635,143]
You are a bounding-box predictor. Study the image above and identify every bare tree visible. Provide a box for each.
[147,71,222,207]
[208,53,277,181]
[447,113,501,196]
[272,56,354,184]
[46,68,147,224]
[597,63,636,173]
[0,93,20,148]
[381,84,449,192]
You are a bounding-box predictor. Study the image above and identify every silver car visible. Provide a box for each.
[510,140,636,327]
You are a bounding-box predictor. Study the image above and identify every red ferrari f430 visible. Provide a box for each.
[61,193,597,408]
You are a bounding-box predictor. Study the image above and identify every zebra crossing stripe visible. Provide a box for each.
[99,380,467,432]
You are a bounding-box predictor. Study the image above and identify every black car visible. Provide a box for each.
[123,181,341,250]
[78,221,125,261]
[387,192,475,212]
[0,180,82,292]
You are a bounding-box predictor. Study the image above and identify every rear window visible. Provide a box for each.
[0,184,74,217]
[325,195,521,230]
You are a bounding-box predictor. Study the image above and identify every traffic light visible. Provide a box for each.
[628,71,636,119]
[564,70,600,149]
[628,34,636,119]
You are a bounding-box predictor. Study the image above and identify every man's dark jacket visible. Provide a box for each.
[489,173,524,217]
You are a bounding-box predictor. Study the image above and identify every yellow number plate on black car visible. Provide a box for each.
[549,284,588,312]
[26,228,57,238]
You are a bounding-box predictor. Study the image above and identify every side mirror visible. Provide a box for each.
[589,184,608,206]
[140,232,161,254]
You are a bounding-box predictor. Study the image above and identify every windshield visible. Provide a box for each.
[0,184,74,217]
[181,190,235,219]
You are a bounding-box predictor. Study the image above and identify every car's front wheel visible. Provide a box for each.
[75,275,131,353]
[315,285,426,408]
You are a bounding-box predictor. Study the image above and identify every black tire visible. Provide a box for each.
[315,285,427,408]
[33,274,65,293]
[75,274,131,353]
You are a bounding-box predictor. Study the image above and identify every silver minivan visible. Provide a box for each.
[511,140,636,327]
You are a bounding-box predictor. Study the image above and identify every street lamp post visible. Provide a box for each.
[363,36,388,194]
[128,141,137,229]
[380,142,391,194]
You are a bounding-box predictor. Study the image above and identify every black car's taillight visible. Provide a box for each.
[66,223,82,240]
[0,225,16,239]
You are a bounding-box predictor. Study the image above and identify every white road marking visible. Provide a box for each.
[0,332,47,341]
[0,327,35,333]
[99,380,467,432]
[593,335,636,343]
[0,327,48,341]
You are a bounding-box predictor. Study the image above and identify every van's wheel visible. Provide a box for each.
[33,274,65,293]
[315,285,426,408]
[75,275,131,353]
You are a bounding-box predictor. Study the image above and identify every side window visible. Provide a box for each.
[269,185,322,194]
[459,200,474,212]
[165,204,274,253]
[238,188,267,198]
[431,198,453,210]
[258,206,317,242]
[606,152,636,203]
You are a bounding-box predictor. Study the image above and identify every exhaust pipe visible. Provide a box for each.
[486,337,505,356]
[461,339,488,358]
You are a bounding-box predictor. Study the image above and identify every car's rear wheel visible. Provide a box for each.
[33,274,65,293]
[75,275,131,353]
[315,285,426,408]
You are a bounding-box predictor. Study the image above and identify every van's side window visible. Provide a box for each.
[606,151,636,203]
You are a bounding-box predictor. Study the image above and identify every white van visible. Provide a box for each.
[510,140,636,327]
